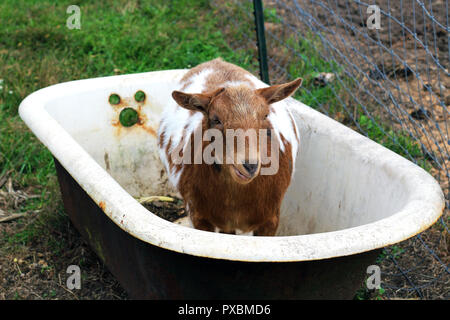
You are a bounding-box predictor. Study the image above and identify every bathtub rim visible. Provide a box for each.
[18,69,445,262]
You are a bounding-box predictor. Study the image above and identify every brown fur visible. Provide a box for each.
[180,58,254,92]
[178,139,292,235]
[168,58,301,236]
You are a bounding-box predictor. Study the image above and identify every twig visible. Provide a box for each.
[0,170,12,189]
[57,282,80,300]
[137,196,174,204]
[21,285,44,300]
[6,178,13,193]
[0,213,27,223]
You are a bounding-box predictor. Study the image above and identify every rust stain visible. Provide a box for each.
[112,116,156,137]
[99,201,106,211]
[109,95,131,109]
[138,122,157,137]
[111,119,122,137]
[136,109,157,137]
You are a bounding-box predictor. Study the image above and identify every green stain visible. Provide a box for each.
[84,228,105,262]
[134,90,146,102]
[119,107,139,127]
[109,93,121,105]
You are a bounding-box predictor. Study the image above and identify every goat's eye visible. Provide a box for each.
[264,114,269,119]
[210,116,222,126]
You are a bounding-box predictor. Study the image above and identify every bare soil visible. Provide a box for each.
[264,0,449,299]
[0,173,187,300]
[0,175,128,300]
[141,197,187,223]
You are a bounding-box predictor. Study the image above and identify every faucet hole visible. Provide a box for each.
[109,93,121,105]
[119,107,139,127]
[134,90,146,102]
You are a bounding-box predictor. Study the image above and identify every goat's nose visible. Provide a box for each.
[243,161,259,175]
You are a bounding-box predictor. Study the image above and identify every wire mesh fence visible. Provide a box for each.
[211,0,449,299]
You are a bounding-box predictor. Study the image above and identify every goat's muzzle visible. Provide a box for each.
[230,159,261,184]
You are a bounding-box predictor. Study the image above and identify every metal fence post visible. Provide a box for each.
[253,0,270,84]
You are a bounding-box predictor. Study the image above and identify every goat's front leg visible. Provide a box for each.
[254,213,279,236]
[190,212,215,232]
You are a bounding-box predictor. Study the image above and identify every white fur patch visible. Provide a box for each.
[223,80,250,88]
[245,74,300,171]
[158,69,212,188]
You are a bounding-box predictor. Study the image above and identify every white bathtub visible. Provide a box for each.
[18,69,445,299]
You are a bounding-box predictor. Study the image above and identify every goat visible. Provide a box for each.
[157,58,301,236]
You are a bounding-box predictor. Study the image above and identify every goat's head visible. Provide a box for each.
[172,78,302,184]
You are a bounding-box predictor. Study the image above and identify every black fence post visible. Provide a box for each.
[253,0,270,84]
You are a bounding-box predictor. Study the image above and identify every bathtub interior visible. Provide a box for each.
[42,74,414,237]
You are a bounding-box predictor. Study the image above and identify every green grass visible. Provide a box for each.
[359,115,421,158]
[264,7,282,24]
[0,0,254,116]
[283,35,343,111]
[359,114,431,171]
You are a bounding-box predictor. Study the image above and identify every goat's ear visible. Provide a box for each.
[172,88,225,113]
[256,78,302,104]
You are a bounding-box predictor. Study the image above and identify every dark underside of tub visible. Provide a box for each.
[54,158,379,300]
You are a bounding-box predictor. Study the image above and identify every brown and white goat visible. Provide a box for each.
[157,58,301,236]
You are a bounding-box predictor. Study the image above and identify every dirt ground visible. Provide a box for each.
[262,0,449,299]
[268,0,449,182]
[0,175,128,300]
